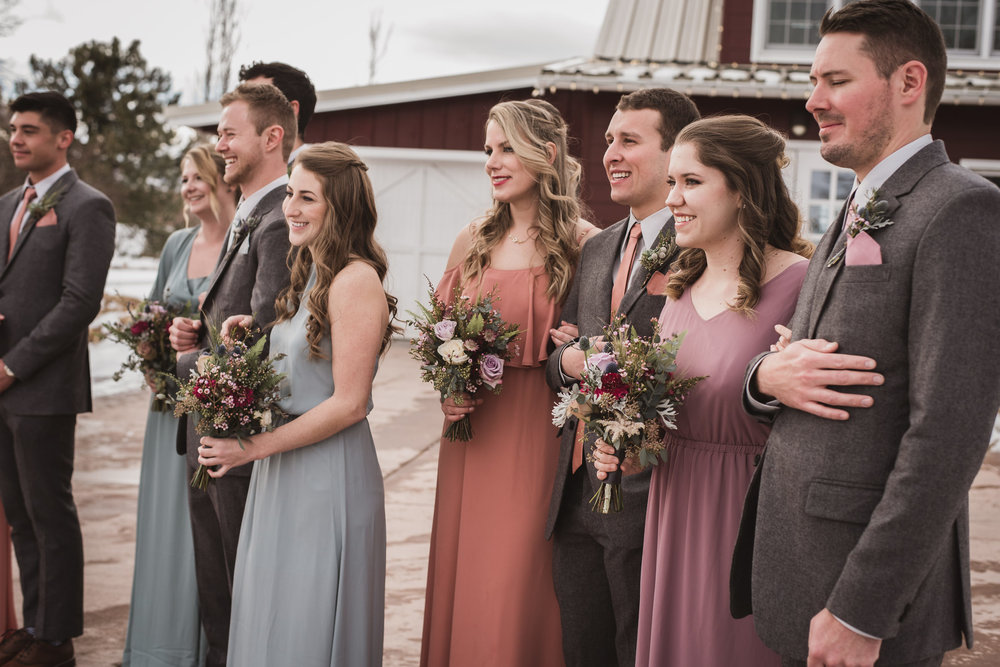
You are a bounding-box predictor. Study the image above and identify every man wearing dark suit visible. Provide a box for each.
[732,2,1000,666]
[0,92,115,667]
[239,61,316,166]
[545,89,700,667]
[169,83,293,667]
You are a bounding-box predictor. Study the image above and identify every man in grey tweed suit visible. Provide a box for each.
[169,83,293,667]
[732,2,1000,666]
[0,92,115,667]
[545,88,699,667]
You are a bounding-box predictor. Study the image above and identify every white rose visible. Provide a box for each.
[438,339,469,365]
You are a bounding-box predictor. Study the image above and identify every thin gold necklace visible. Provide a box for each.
[508,228,536,244]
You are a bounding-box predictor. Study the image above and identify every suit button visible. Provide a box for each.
[753,454,761,466]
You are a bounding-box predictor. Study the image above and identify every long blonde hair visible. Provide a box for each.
[181,144,233,227]
[462,99,583,303]
[665,116,813,316]
[273,142,400,357]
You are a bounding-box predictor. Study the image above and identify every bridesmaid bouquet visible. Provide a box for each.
[551,317,704,513]
[103,299,191,412]
[172,329,287,490]
[407,280,522,441]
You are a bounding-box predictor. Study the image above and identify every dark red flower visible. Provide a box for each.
[597,371,629,399]
[131,320,151,335]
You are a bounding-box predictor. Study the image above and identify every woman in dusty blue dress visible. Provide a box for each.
[122,145,235,667]
[197,142,397,666]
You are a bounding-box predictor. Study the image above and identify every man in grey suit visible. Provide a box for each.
[545,88,699,667]
[0,92,115,667]
[732,2,1000,665]
[169,82,293,667]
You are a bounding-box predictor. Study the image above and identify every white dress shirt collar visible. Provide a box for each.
[24,163,72,200]
[852,134,933,205]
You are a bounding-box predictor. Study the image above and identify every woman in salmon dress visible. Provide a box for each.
[420,99,596,667]
[595,116,813,666]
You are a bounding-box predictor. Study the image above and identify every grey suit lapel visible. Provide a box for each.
[0,191,19,264]
[202,185,285,308]
[3,170,78,273]
[595,217,630,322]
[617,216,674,319]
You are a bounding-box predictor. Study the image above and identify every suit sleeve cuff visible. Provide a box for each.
[745,354,781,415]
[832,613,882,640]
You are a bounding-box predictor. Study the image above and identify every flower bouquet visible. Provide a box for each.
[103,299,190,412]
[407,279,522,441]
[172,330,287,490]
[551,317,704,513]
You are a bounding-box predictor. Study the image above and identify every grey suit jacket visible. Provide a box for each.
[734,141,1000,662]
[175,184,292,461]
[544,216,675,541]
[0,169,116,415]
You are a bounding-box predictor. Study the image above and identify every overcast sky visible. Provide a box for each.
[1,0,610,104]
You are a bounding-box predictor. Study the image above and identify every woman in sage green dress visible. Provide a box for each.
[122,145,235,667]
[197,142,398,666]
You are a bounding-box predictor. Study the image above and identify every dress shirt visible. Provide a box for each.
[225,174,289,251]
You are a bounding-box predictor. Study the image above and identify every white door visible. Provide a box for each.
[355,146,492,335]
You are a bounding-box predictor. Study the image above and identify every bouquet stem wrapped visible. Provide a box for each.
[407,279,522,442]
[171,329,287,490]
[552,316,705,513]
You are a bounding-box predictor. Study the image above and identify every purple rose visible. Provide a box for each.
[479,353,504,388]
[434,319,457,341]
[585,351,616,373]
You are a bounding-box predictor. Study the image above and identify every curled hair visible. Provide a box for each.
[665,115,813,317]
[463,99,583,303]
[273,142,400,357]
[181,144,234,227]
[820,0,946,125]
[220,83,297,161]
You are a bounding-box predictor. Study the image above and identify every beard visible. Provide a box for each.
[817,96,894,172]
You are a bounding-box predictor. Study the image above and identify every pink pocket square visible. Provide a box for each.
[35,209,58,228]
[646,270,669,296]
[845,230,882,266]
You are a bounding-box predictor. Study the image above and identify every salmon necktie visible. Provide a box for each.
[610,221,642,316]
[573,221,643,473]
[8,186,36,260]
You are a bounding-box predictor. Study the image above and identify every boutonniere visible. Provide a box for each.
[639,230,677,285]
[233,213,262,238]
[27,186,65,220]
[827,190,895,267]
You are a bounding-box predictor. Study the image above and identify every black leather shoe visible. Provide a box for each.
[7,638,75,667]
[0,630,33,666]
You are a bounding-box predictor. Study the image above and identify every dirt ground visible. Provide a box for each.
[9,346,1000,665]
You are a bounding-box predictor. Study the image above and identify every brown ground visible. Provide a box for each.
[10,347,1000,665]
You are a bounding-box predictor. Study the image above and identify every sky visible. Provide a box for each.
[1,0,610,105]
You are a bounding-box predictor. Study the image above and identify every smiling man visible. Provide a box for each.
[545,88,699,667]
[168,82,293,667]
[732,2,1000,666]
[0,91,115,667]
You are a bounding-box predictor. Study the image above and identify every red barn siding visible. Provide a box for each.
[720,0,755,64]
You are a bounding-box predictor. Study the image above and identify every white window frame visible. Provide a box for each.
[750,0,1000,68]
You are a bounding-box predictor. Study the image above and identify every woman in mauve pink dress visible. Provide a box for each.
[595,115,813,666]
[420,99,597,667]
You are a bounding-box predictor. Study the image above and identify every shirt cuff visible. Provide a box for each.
[745,354,781,415]
[2,361,15,379]
[832,613,881,640]
[557,342,577,386]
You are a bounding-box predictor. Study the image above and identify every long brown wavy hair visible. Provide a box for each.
[273,142,400,357]
[665,115,813,317]
[462,99,583,303]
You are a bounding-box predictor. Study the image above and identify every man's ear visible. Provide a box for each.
[897,60,928,109]
[264,125,285,153]
[56,129,74,151]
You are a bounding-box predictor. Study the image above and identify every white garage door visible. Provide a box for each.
[355,146,492,336]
